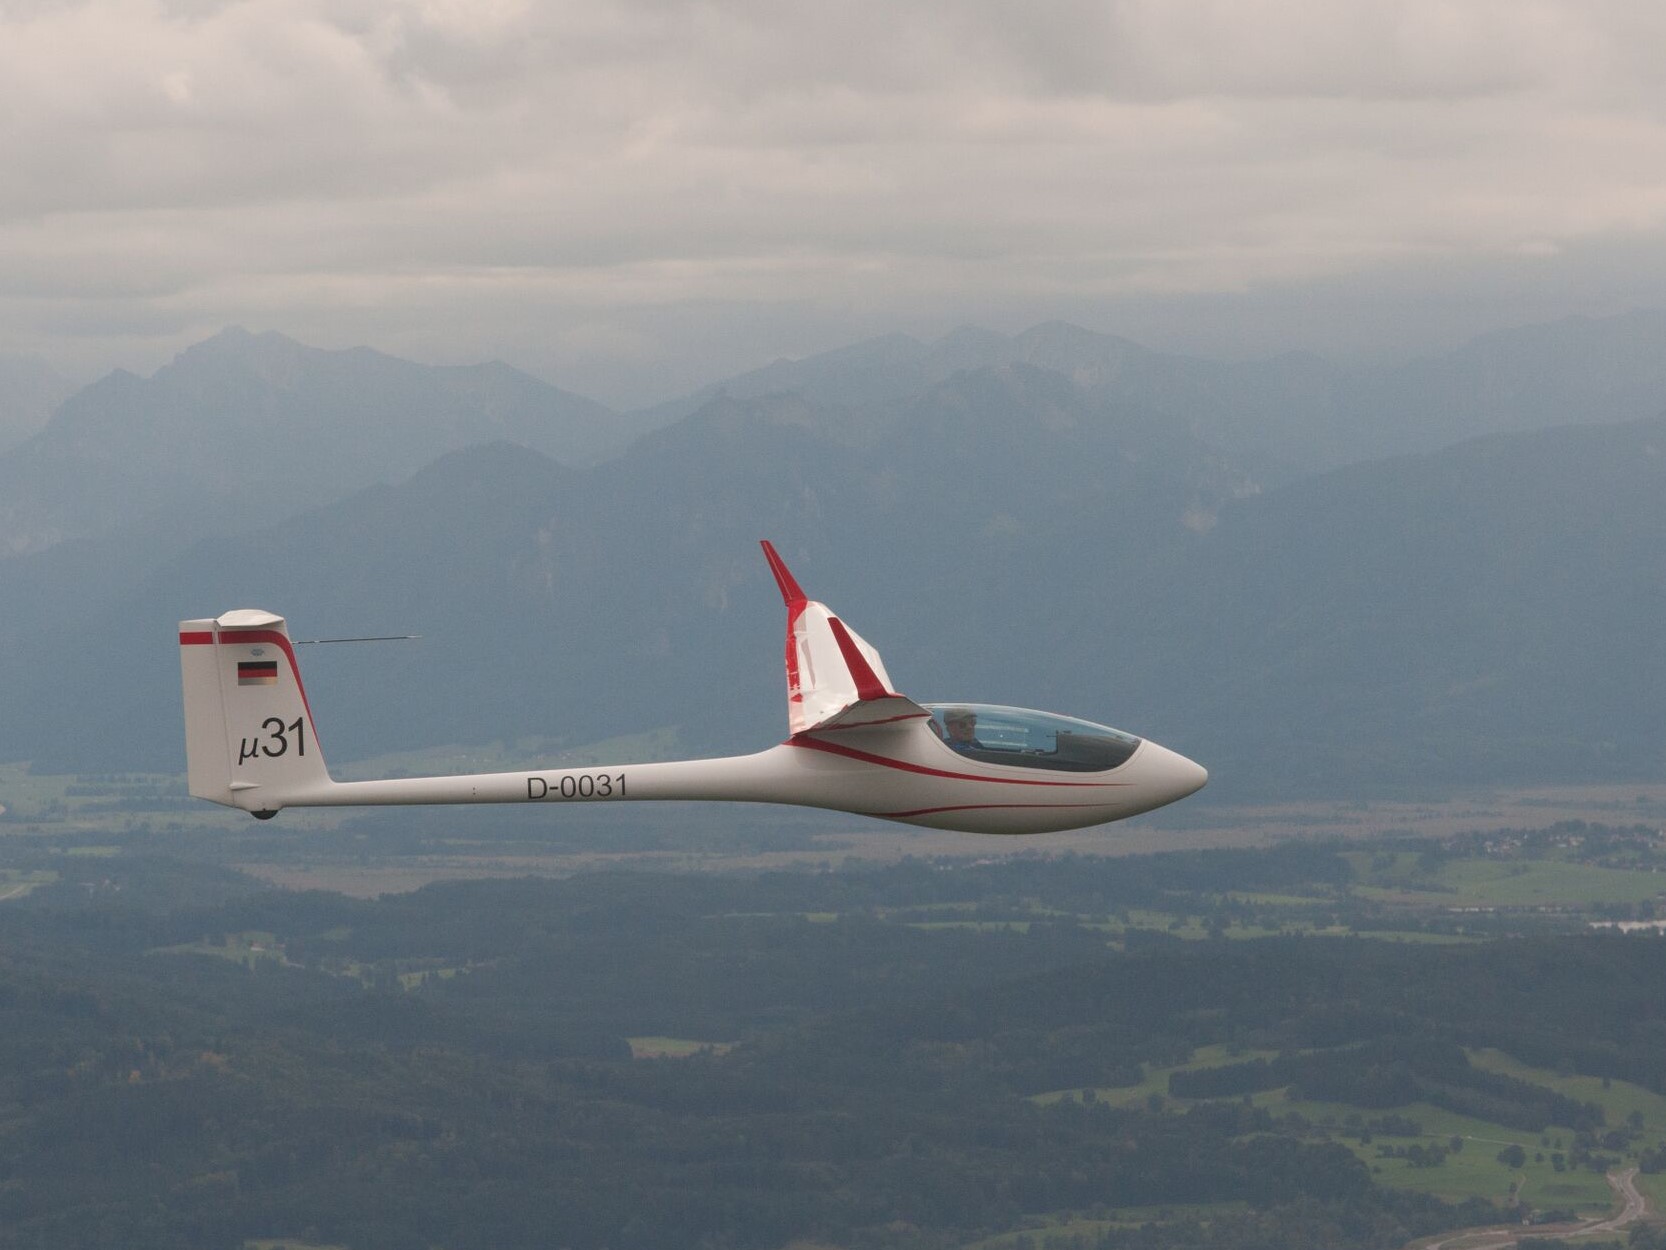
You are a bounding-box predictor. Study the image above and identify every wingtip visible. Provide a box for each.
[760,540,808,605]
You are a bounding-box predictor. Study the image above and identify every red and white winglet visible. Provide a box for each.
[760,540,931,737]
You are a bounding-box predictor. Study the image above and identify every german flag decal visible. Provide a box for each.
[238,660,279,686]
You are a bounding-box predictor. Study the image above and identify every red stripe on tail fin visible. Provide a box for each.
[760,540,807,606]
[827,616,888,702]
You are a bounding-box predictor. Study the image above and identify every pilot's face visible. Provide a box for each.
[946,715,976,743]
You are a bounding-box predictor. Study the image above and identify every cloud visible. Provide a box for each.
[2,0,1666,402]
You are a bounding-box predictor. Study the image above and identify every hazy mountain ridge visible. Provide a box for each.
[0,328,622,560]
[0,353,74,454]
[1356,309,1666,454]
[629,310,1666,480]
[1128,414,1666,792]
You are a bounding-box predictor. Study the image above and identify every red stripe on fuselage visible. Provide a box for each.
[788,735,1126,788]
[877,802,1109,818]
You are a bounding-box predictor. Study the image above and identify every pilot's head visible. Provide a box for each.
[944,708,977,743]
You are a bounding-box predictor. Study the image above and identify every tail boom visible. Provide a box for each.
[264,750,807,811]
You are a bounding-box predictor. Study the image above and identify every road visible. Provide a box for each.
[1417,1167,1648,1250]
[1586,1167,1648,1234]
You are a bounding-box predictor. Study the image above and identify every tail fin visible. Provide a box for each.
[178,610,333,816]
[760,540,928,736]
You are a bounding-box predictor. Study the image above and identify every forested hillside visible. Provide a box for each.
[1,836,1664,1249]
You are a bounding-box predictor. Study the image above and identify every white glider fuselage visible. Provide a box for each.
[179,544,1206,835]
[244,731,1204,835]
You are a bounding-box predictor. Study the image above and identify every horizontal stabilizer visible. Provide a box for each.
[805,693,932,734]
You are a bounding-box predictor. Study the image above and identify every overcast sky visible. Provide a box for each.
[5,0,1666,406]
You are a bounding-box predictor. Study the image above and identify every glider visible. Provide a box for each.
[179,542,1205,834]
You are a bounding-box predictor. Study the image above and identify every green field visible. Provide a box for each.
[0,867,57,899]
[1254,1094,1617,1212]
[1039,1043,1642,1216]
[1224,890,1333,906]
[626,1036,734,1059]
[1468,1049,1666,1135]
[961,1206,1251,1249]
[1636,1169,1666,1212]
[396,966,463,989]
[1255,1096,1615,1210]
[1034,1043,1283,1108]
[152,931,291,969]
[1347,930,1476,944]
[1350,855,1666,909]
[909,919,1033,933]
[1441,858,1665,907]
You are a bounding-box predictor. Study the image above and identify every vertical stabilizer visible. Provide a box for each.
[760,540,923,735]
[178,610,333,815]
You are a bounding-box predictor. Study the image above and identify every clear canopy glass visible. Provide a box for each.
[923,703,1142,773]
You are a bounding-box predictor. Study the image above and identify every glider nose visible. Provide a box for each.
[1144,741,1208,807]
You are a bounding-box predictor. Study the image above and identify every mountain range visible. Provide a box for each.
[631,310,1666,479]
[0,327,622,560]
[1,314,1663,804]
[0,353,74,455]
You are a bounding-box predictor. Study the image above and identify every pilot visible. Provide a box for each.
[942,708,983,753]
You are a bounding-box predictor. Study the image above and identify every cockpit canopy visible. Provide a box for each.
[924,703,1142,773]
